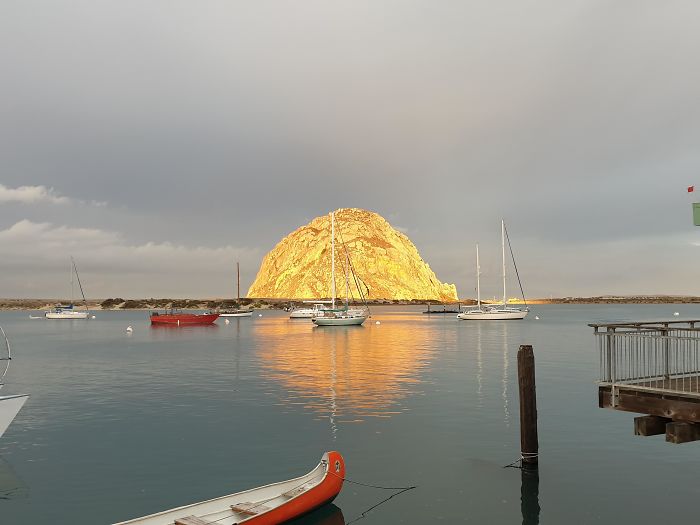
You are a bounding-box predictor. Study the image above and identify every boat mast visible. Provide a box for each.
[345,250,350,308]
[237,261,240,302]
[331,212,335,309]
[476,243,481,309]
[70,258,74,305]
[501,219,506,306]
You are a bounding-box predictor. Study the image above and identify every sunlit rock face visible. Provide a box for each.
[247,208,457,301]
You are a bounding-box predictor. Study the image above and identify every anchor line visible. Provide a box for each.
[326,471,416,524]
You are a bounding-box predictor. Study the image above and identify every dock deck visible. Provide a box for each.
[591,320,700,442]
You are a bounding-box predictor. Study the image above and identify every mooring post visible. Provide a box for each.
[518,344,539,468]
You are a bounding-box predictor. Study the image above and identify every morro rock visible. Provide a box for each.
[247,208,457,301]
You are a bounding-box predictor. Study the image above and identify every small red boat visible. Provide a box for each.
[149,311,220,326]
[114,451,345,525]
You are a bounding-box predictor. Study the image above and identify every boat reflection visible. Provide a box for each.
[288,503,344,525]
[0,456,28,500]
[254,317,435,424]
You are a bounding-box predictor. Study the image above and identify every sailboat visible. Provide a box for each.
[457,220,528,321]
[0,326,29,439]
[219,262,254,317]
[45,257,91,319]
[312,212,369,326]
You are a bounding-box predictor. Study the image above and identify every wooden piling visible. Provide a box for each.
[518,345,539,468]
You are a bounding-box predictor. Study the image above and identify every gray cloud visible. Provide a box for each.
[1,1,699,297]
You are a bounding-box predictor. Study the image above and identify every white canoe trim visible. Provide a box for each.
[113,453,332,525]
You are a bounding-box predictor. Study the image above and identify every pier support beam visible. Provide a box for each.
[634,415,669,436]
[666,422,700,444]
[518,345,539,468]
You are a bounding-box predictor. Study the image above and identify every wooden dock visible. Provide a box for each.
[592,320,700,443]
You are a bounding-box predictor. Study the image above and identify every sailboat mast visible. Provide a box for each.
[70,258,74,305]
[331,212,335,309]
[501,219,506,306]
[476,243,481,308]
[345,251,350,307]
[237,261,240,302]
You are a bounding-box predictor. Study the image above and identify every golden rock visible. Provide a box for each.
[247,208,457,301]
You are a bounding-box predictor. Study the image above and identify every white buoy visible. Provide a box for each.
[535,316,540,320]
[375,321,381,325]
[126,325,133,333]
[225,319,230,325]
[674,312,680,316]
[258,314,263,317]
[91,315,96,319]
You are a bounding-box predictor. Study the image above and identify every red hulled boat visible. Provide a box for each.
[150,311,220,326]
[114,451,345,525]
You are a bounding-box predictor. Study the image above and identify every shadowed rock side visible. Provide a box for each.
[247,208,457,301]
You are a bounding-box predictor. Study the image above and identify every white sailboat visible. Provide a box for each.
[45,257,90,319]
[458,220,528,321]
[0,327,29,439]
[219,262,254,317]
[312,212,368,327]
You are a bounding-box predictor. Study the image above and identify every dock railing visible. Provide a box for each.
[591,320,700,402]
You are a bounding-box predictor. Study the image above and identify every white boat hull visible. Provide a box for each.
[289,311,316,319]
[313,315,367,326]
[45,311,89,319]
[219,311,254,317]
[0,394,29,438]
[457,309,528,320]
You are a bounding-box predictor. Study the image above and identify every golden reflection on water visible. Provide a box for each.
[253,313,436,425]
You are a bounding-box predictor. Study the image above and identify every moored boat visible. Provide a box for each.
[311,212,369,327]
[150,311,220,326]
[289,302,333,319]
[458,220,528,321]
[0,326,29,440]
[219,310,254,318]
[219,262,254,318]
[113,451,345,525]
[45,257,91,319]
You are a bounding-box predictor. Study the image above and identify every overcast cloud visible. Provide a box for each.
[1,1,699,298]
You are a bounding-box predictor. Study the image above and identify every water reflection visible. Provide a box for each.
[520,467,540,525]
[288,503,344,525]
[0,457,27,501]
[254,317,435,424]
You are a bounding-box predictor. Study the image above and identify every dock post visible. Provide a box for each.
[518,345,539,469]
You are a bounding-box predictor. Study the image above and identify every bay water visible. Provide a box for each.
[1,305,698,524]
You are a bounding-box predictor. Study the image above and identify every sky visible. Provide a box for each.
[1,1,700,299]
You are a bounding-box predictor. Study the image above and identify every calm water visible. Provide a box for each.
[1,305,698,524]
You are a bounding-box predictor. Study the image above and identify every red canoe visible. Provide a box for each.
[150,312,220,326]
[114,451,345,525]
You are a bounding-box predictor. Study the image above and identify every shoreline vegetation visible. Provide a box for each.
[3,296,700,311]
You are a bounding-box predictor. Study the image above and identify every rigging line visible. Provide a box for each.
[71,257,89,311]
[336,228,371,314]
[504,224,527,307]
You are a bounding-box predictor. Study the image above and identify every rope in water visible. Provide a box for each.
[503,451,539,469]
[327,470,416,524]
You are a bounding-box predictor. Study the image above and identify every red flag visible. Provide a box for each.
[688,186,695,193]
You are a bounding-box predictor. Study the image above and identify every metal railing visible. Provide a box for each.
[591,320,700,399]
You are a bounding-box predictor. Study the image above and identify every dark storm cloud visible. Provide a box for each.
[1,1,699,297]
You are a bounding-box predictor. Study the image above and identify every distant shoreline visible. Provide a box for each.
[2,296,700,311]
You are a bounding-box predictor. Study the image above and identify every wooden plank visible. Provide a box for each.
[666,422,700,444]
[599,387,700,423]
[634,415,669,436]
[175,516,214,525]
[231,503,270,516]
